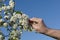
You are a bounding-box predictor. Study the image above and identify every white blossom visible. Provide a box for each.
[10,30,21,37]
[9,0,14,3]
[0,0,34,40]
[0,35,3,38]
[15,14,22,18]
[4,15,10,20]
[10,16,17,22]
[2,6,7,10]
[13,12,16,15]
[4,12,11,15]
[10,14,21,23]
[0,19,3,22]
[7,6,11,9]
[19,19,23,24]
[0,8,2,12]
[4,11,6,14]
[9,0,15,9]
[22,14,28,19]
[3,22,8,27]
[0,35,3,40]
[13,24,18,29]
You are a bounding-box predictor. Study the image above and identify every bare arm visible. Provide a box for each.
[29,17,60,40]
[45,28,60,39]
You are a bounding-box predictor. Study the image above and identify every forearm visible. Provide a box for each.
[45,28,60,39]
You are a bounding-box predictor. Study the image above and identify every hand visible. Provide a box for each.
[29,18,48,33]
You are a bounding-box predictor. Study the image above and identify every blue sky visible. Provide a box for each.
[14,0,60,40]
[1,0,60,40]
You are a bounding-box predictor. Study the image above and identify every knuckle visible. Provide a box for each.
[39,18,43,23]
[40,18,43,21]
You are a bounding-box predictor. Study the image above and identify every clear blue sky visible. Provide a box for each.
[2,0,60,40]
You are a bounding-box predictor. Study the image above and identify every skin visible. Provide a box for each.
[29,17,60,40]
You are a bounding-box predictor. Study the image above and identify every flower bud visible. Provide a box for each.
[3,22,8,27]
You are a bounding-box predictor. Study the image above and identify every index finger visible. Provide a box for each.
[30,18,42,22]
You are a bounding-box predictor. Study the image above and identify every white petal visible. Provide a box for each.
[3,23,8,27]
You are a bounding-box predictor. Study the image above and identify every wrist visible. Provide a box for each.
[44,28,51,34]
[42,27,48,34]
[39,27,48,34]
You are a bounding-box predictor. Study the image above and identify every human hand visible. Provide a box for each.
[29,18,48,33]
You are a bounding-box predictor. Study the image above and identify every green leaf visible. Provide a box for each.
[15,11,22,15]
[0,15,2,19]
[2,4,5,6]
[4,11,9,15]
[8,37,19,40]
[28,27,33,32]
[0,22,4,26]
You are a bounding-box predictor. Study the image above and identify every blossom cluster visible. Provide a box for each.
[0,0,33,40]
[0,0,14,11]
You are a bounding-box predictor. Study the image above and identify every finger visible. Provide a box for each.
[31,23,38,30]
[30,17,42,22]
[29,19,38,24]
